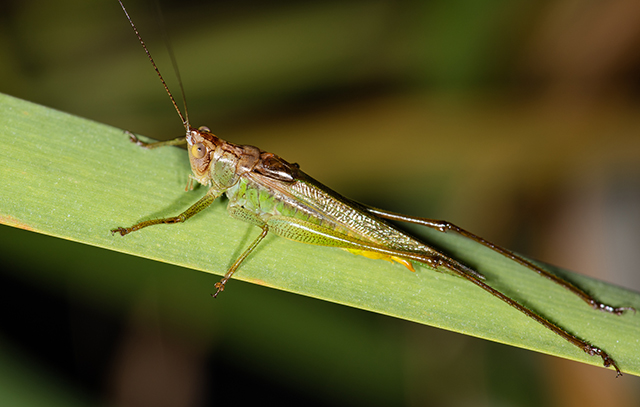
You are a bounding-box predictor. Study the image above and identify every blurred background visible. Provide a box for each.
[1,0,640,405]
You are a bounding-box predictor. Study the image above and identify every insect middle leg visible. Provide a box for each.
[213,225,269,298]
[212,205,273,297]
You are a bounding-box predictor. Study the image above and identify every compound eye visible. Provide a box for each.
[191,142,206,159]
[198,126,211,132]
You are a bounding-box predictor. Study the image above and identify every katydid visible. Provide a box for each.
[112,0,634,376]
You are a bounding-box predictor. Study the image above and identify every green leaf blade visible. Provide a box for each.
[1,92,639,376]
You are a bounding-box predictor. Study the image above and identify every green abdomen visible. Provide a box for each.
[225,173,430,254]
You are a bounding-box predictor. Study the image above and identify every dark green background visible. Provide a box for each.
[2,0,640,406]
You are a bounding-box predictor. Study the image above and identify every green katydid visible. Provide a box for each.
[112,0,634,376]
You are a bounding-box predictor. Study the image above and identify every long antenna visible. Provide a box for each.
[153,0,190,129]
[117,0,190,131]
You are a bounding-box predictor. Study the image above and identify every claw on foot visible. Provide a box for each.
[110,227,129,236]
[593,302,636,315]
[212,281,226,298]
[125,131,151,148]
[587,345,623,377]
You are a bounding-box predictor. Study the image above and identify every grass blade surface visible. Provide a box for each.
[1,92,638,376]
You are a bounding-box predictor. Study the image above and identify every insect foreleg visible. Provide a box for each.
[125,131,187,149]
[365,206,634,315]
[111,188,221,236]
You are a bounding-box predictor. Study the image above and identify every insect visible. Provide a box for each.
[112,0,633,375]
